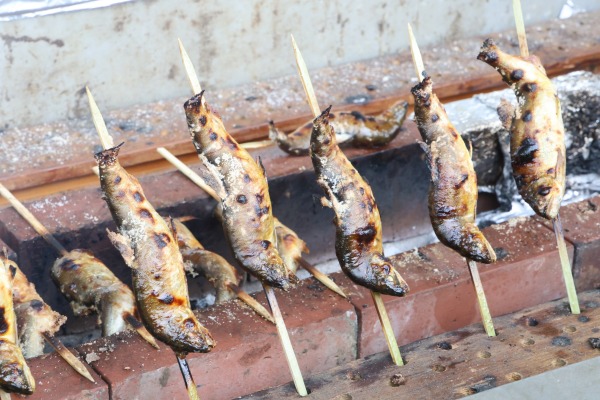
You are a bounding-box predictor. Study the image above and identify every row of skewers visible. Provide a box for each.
[0,1,581,397]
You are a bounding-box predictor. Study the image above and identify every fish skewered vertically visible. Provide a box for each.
[310,107,410,295]
[476,0,579,314]
[0,257,35,395]
[408,24,496,336]
[269,100,409,156]
[184,94,297,290]
[88,88,211,400]
[477,39,565,220]
[179,38,307,396]
[291,34,407,366]
[95,145,214,354]
[411,77,496,264]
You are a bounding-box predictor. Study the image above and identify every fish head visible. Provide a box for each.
[370,254,409,297]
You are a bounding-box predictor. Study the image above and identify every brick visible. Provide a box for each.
[338,216,574,358]
[14,351,108,400]
[537,195,600,291]
[81,278,357,400]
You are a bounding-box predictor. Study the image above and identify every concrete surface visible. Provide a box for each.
[1,0,599,128]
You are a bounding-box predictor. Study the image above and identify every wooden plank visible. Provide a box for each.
[242,290,600,399]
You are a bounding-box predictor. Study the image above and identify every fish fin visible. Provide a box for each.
[468,139,473,159]
[554,146,565,179]
[497,98,516,131]
[257,156,267,178]
[106,229,135,268]
[418,140,434,176]
[197,153,227,199]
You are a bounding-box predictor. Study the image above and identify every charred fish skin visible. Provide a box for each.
[0,258,35,395]
[411,77,496,264]
[477,39,566,220]
[51,249,143,337]
[310,107,409,296]
[95,145,214,354]
[6,258,66,358]
[270,101,408,156]
[184,92,296,290]
[173,219,239,304]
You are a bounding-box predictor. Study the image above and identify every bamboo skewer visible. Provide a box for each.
[511,0,580,314]
[87,88,201,400]
[0,183,102,380]
[291,35,404,365]
[512,0,529,57]
[157,146,346,299]
[42,333,96,382]
[226,282,275,324]
[178,40,307,396]
[176,354,200,400]
[0,390,10,400]
[408,24,496,336]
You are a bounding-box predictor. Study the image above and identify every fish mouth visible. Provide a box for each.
[531,191,562,220]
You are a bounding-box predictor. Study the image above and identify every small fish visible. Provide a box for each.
[184,92,297,290]
[51,249,144,337]
[310,106,409,296]
[270,101,408,156]
[478,39,565,220]
[0,257,35,395]
[6,257,66,359]
[411,77,496,264]
[96,144,214,354]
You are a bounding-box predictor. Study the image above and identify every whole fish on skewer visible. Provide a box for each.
[96,144,214,354]
[310,106,409,296]
[411,76,496,264]
[184,92,297,290]
[477,38,565,220]
[269,100,408,156]
[0,257,35,395]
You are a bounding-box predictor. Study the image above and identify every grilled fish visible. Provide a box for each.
[270,101,409,156]
[310,106,408,295]
[477,39,565,220]
[184,92,297,290]
[51,249,145,337]
[96,144,214,354]
[0,257,35,395]
[411,76,496,263]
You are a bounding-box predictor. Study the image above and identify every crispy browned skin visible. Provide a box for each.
[0,257,35,395]
[411,77,496,264]
[4,258,66,358]
[269,101,409,156]
[184,92,297,290]
[95,145,214,354]
[51,249,145,337]
[173,218,240,304]
[273,218,308,274]
[310,107,409,296]
[478,39,565,220]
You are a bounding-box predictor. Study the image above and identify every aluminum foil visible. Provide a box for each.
[0,0,133,21]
